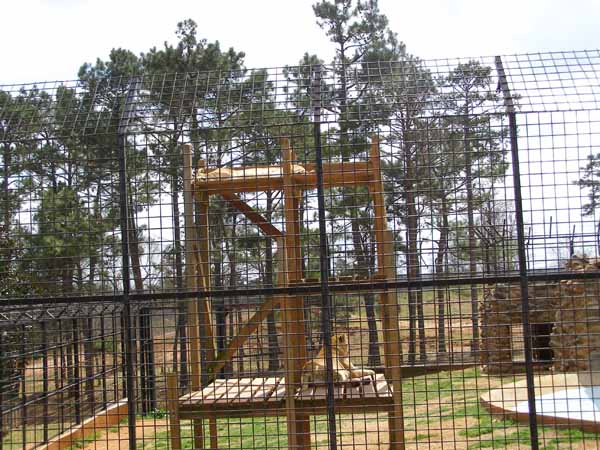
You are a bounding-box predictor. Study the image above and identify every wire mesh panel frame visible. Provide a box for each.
[2,50,600,450]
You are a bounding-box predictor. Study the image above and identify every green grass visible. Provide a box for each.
[144,408,169,420]
[1,422,73,448]
[405,368,600,449]
[539,428,600,450]
[6,367,600,449]
[148,414,372,450]
[149,417,291,450]
[66,432,101,450]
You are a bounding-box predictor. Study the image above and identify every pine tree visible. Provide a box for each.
[441,61,508,355]
[311,0,402,366]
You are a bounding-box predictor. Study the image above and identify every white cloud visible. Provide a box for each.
[1,0,599,84]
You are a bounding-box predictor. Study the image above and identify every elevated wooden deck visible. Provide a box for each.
[194,162,374,194]
[178,374,393,418]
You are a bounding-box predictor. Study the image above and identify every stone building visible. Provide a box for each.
[480,256,600,373]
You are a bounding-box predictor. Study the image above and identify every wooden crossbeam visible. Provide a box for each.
[208,295,280,377]
[220,191,283,238]
[196,164,372,193]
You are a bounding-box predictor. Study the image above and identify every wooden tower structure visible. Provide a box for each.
[167,136,405,450]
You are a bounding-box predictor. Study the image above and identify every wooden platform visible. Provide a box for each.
[178,374,393,418]
[195,162,373,193]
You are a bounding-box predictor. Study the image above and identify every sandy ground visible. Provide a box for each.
[80,415,600,450]
[20,318,599,449]
[81,419,169,450]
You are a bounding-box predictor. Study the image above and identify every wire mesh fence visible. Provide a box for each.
[1,49,600,449]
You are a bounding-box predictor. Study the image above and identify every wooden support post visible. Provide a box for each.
[368,135,387,273]
[194,165,216,381]
[209,418,218,449]
[166,373,183,450]
[369,135,405,448]
[379,229,405,450]
[195,162,219,449]
[183,144,201,391]
[281,140,311,450]
[184,145,206,450]
[277,234,299,449]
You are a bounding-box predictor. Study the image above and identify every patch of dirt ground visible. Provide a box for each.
[81,419,168,450]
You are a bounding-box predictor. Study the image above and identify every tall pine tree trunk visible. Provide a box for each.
[435,196,449,356]
[88,189,102,286]
[350,197,382,366]
[404,148,427,363]
[336,57,381,367]
[364,292,381,367]
[464,120,480,356]
[171,173,188,387]
[2,143,11,261]
[125,186,144,405]
[264,190,280,372]
[83,316,95,415]
[224,214,238,376]
[127,188,144,292]
[212,209,226,377]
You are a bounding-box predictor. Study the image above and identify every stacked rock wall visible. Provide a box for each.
[480,256,600,373]
[552,256,600,372]
[480,283,557,373]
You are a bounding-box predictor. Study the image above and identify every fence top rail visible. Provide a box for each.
[1,50,599,134]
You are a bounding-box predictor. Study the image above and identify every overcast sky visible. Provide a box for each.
[2,0,600,85]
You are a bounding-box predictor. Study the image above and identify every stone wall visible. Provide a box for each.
[552,256,600,372]
[480,282,557,373]
[480,256,600,373]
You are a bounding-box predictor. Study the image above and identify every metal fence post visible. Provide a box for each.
[312,64,338,450]
[117,76,140,450]
[495,55,539,450]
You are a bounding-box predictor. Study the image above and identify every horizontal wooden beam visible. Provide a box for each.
[220,192,283,238]
[179,398,394,418]
[196,168,372,193]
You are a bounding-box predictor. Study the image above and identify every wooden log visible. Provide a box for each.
[379,229,406,450]
[195,168,371,193]
[220,191,283,238]
[281,138,311,450]
[195,184,216,379]
[183,144,202,391]
[166,373,183,450]
[194,159,217,450]
[368,135,387,273]
[208,296,280,377]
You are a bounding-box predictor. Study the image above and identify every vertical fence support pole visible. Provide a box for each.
[100,315,108,410]
[118,77,140,450]
[41,321,49,444]
[312,63,338,450]
[72,319,82,425]
[495,55,539,450]
[20,325,26,449]
[0,330,3,450]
